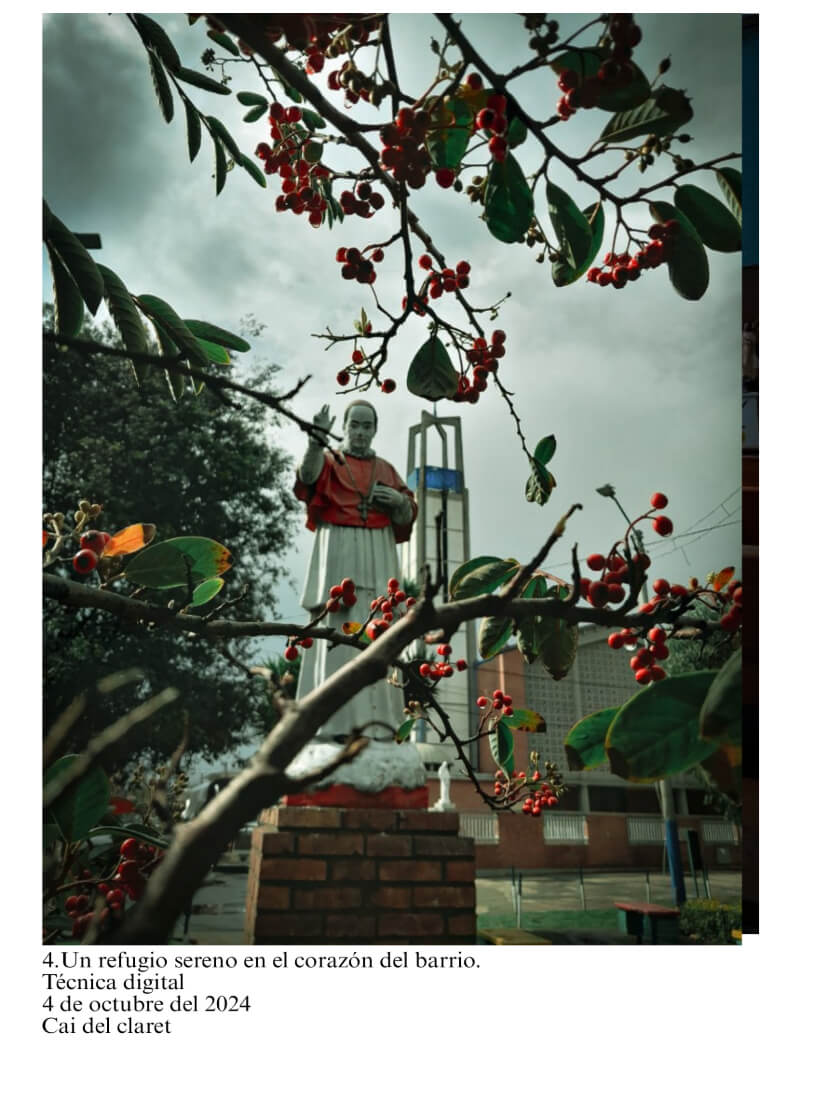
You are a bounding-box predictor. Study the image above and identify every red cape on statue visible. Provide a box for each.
[294,451,416,544]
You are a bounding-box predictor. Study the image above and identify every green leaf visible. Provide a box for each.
[43,206,105,315]
[182,319,250,352]
[46,244,84,338]
[213,137,228,195]
[546,181,593,273]
[484,153,534,244]
[146,320,187,400]
[395,717,415,744]
[525,457,556,505]
[550,47,607,81]
[137,295,211,370]
[533,434,556,466]
[593,63,651,112]
[699,650,742,748]
[426,96,473,171]
[189,576,225,607]
[406,334,459,400]
[599,86,693,145]
[237,91,268,107]
[304,140,323,163]
[206,115,242,163]
[551,201,604,287]
[176,66,231,95]
[208,28,239,56]
[715,167,742,226]
[649,200,709,301]
[88,824,170,848]
[489,722,514,774]
[97,264,150,382]
[449,556,503,600]
[243,104,268,123]
[184,98,202,161]
[536,616,578,681]
[606,671,719,781]
[502,708,546,733]
[478,615,513,660]
[239,154,267,188]
[675,184,741,252]
[45,756,110,843]
[506,113,527,149]
[194,337,230,365]
[521,575,548,600]
[564,707,616,770]
[301,108,326,130]
[147,49,174,123]
[133,14,181,71]
[453,558,520,601]
[124,536,232,590]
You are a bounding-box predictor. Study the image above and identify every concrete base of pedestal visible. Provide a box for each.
[244,805,476,945]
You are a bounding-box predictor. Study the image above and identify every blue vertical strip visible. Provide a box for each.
[665,819,687,905]
[742,16,758,266]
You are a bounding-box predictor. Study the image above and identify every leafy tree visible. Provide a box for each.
[43,310,300,764]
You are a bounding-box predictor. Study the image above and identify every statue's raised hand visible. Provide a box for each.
[313,403,335,434]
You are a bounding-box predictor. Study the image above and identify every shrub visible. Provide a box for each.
[680,898,742,944]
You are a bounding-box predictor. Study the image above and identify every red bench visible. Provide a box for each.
[614,901,680,944]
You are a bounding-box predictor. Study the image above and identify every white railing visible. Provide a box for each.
[543,813,588,844]
[459,813,499,844]
[627,816,666,844]
[701,819,739,845]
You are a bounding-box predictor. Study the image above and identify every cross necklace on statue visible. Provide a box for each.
[341,453,377,523]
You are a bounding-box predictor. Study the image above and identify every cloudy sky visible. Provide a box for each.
[42,12,744,660]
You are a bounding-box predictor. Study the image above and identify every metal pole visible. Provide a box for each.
[659,780,687,905]
[516,872,523,929]
[645,868,651,904]
[578,865,586,910]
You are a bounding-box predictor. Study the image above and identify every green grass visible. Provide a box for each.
[477,907,618,933]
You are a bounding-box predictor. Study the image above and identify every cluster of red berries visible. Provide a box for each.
[339,178,385,218]
[419,643,468,682]
[556,15,643,121]
[257,102,333,228]
[379,108,433,190]
[608,626,670,685]
[471,87,511,163]
[477,688,514,717]
[72,529,111,575]
[365,576,416,640]
[335,245,379,284]
[717,580,743,632]
[521,782,560,816]
[579,549,650,609]
[587,222,680,288]
[284,636,314,661]
[452,330,507,404]
[418,255,471,299]
[64,837,161,939]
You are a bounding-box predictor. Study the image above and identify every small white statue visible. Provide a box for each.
[430,760,457,812]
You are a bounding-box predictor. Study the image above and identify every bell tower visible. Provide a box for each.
[400,411,477,767]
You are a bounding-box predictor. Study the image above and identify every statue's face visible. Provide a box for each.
[344,405,377,456]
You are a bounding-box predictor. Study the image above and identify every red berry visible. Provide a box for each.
[650,491,668,509]
[456,658,467,671]
[493,689,504,700]
[381,379,396,394]
[586,553,605,571]
[503,706,514,717]
[72,548,98,575]
[336,370,350,387]
[607,583,625,603]
[652,578,671,596]
[558,69,578,92]
[650,665,667,681]
[652,515,674,537]
[477,696,488,708]
[487,93,507,115]
[491,329,506,345]
[299,637,313,649]
[352,349,364,365]
[608,633,624,650]
[648,626,667,644]
[396,107,415,130]
[120,837,139,859]
[106,888,125,906]
[465,72,483,91]
[284,645,299,661]
[435,167,455,188]
[419,663,431,677]
[418,254,432,270]
[589,581,610,608]
[635,668,653,684]
[488,135,507,160]
[80,530,108,555]
[329,584,344,599]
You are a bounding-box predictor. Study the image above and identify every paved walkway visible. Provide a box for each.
[171,857,741,945]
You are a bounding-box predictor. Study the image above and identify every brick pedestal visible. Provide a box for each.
[244,805,476,945]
